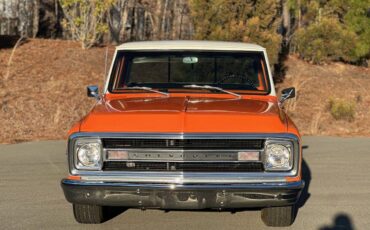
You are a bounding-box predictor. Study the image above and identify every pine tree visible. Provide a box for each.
[189,0,282,65]
[291,0,370,63]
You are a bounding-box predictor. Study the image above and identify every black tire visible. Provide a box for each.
[73,204,105,224]
[261,205,295,227]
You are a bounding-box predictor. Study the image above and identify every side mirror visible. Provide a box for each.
[87,85,100,100]
[279,87,295,104]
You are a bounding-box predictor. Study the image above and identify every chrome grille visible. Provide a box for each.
[102,138,265,173]
[102,138,264,149]
[103,161,264,172]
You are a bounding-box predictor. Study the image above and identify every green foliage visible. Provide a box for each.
[293,18,358,63]
[57,0,369,65]
[59,0,113,49]
[291,0,370,64]
[328,98,356,121]
[343,0,370,59]
[189,0,282,65]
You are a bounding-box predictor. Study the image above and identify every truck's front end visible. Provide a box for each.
[61,41,303,227]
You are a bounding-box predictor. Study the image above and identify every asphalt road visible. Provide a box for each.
[0,137,369,230]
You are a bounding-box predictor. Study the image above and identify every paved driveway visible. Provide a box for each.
[0,137,369,229]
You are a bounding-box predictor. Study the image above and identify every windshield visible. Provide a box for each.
[109,52,270,94]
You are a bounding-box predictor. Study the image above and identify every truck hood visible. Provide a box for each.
[80,96,287,133]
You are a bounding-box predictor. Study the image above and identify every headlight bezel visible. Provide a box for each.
[263,140,294,172]
[73,138,103,170]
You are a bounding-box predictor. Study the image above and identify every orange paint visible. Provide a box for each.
[67,120,82,136]
[76,93,292,134]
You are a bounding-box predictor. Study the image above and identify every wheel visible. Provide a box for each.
[261,205,295,227]
[73,204,105,224]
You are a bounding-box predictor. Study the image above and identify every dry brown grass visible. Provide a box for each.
[0,39,114,143]
[0,40,369,143]
[278,55,370,136]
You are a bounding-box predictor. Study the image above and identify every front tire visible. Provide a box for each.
[261,205,295,227]
[73,204,105,224]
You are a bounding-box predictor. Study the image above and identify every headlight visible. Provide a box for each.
[75,139,102,170]
[264,141,293,171]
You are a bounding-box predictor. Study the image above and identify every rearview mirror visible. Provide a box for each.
[183,57,198,64]
[279,87,295,104]
[87,85,100,100]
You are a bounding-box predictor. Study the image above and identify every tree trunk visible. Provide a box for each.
[84,0,194,44]
[0,0,39,37]
[282,0,290,38]
[297,0,301,28]
[160,0,169,39]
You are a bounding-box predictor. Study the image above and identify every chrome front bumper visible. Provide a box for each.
[61,179,304,209]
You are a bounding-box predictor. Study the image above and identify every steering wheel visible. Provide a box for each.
[216,73,256,88]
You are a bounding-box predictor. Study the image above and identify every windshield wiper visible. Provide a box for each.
[123,86,169,97]
[183,84,241,99]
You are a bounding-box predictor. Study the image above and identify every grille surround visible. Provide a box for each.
[68,133,300,183]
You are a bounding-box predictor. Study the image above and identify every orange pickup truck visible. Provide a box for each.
[61,41,304,227]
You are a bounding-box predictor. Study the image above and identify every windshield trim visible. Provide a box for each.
[107,51,272,96]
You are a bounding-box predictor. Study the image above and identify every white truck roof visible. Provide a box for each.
[117,40,266,52]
